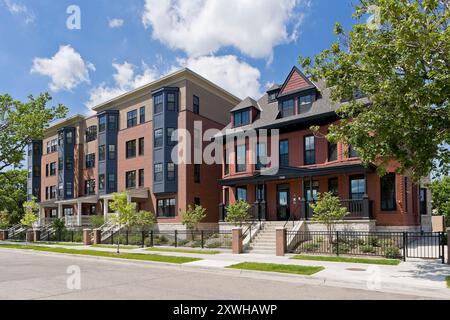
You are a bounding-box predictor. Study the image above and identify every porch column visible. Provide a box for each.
[77,200,82,226]
[38,206,44,227]
[103,199,109,218]
[57,203,63,219]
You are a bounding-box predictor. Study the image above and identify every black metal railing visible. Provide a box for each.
[45,229,84,243]
[286,230,446,262]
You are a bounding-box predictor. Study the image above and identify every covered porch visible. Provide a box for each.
[54,195,100,227]
[219,163,375,222]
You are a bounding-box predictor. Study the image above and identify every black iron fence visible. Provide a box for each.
[102,229,233,249]
[287,230,446,262]
[44,229,84,243]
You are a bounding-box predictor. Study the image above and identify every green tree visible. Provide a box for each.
[182,205,206,231]
[21,198,39,244]
[225,200,251,227]
[52,218,66,239]
[0,170,27,225]
[0,210,9,230]
[135,211,156,231]
[310,192,349,247]
[0,93,67,172]
[300,0,450,181]
[109,192,137,253]
[429,176,450,226]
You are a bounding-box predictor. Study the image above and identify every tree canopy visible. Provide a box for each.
[300,0,449,181]
[0,93,67,172]
[429,176,450,225]
[0,170,27,225]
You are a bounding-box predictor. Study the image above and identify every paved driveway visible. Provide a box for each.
[0,249,433,300]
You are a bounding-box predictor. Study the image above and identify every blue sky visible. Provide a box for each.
[0,0,358,117]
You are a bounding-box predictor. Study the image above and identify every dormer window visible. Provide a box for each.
[233,109,250,127]
[279,99,294,118]
[298,94,315,113]
[268,92,277,103]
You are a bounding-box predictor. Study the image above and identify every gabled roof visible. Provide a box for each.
[230,97,260,112]
[278,66,316,98]
[267,83,281,92]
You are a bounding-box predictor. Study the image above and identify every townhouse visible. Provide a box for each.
[27,68,240,230]
[217,67,431,232]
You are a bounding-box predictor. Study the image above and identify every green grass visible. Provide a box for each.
[446,276,450,289]
[291,255,401,266]
[0,244,201,264]
[91,244,140,249]
[35,242,84,247]
[146,247,221,255]
[226,262,324,276]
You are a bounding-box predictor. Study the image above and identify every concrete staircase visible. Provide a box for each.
[248,222,292,254]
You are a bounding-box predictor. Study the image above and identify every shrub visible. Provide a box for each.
[191,240,202,248]
[367,237,380,247]
[360,244,376,254]
[333,243,351,254]
[206,241,222,248]
[225,200,251,226]
[302,243,320,252]
[177,239,189,246]
[384,246,401,259]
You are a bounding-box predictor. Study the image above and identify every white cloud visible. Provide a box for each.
[173,55,262,99]
[3,0,35,24]
[108,18,124,28]
[31,45,95,92]
[86,62,159,110]
[142,0,305,60]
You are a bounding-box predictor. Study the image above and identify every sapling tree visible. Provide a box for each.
[21,197,39,244]
[182,205,207,239]
[109,192,137,254]
[225,200,251,227]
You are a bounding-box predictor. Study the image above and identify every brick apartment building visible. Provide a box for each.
[217,67,431,232]
[27,68,240,229]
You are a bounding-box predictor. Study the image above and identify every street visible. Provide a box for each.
[0,249,432,300]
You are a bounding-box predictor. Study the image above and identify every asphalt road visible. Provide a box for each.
[0,249,429,300]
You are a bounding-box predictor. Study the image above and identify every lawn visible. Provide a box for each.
[291,255,401,266]
[0,244,201,264]
[226,262,324,276]
[146,247,221,255]
[91,244,140,250]
[446,276,450,289]
[35,242,84,247]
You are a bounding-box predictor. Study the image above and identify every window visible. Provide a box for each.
[66,182,73,196]
[193,95,200,114]
[167,128,176,144]
[328,142,337,162]
[65,157,73,170]
[138,169,145,187]
[140,106,145,123]
[256,143,267,170]
[419,188,427,215]
[66,131,73,145]
[99,145,106,161]
[157,198,176,217]
[304,135,315,165]
[236,187,247,201]
[85,180,96,195]
[167,93,176,111]
[268,92,277,102]
[49,162,57,176]
[233,110,250,127]
[194,197,201,206]
[64,208,73,216]
[350,176,365,200]
[58,158,63,170]
[108,173,116,189]
[108,114,117,131]
[126,140,136,159]
[47,139,58,153]
[224,188,230,205]
[236,144,246,172]
[298,94,314,112]
[127,110,138,128]
[45,187,49,200]
[194,164,200,183]
[99,174,105,190]
[154,163,163,182]
[328,178,339,196]
[126,171,136,189]
[305,181,319,201]
[85,126,97,142]
[256,184,266,201]
[381,173,396,211]
[49,186,56,199]
[154,94,163,114]
[89,205,96,215]
[135,138,144,157]
[280,99,294,118]
[279,140,289,166]
[108,145,116,160]
[348,144,359,158]
[167,163,175,181]
[224,148,229,175]
[154,129,163,148]
[99,116,106,132]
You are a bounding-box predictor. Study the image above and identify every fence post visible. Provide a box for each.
[141,231,145,248]
[403,232,407,262]
[174,230,178,248]
[336,231,340,256]
[92,229,101,245]
[83,229,92,245]
[276,228,287,256]
[126,231,129,246]
[201,230,204,248]
[0,230,8,241]
[150,230,154,247]
[33,229,41,242]
[447,228,450,265]
[232,228,243,254]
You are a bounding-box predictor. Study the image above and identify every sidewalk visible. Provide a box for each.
[2,241,449,299]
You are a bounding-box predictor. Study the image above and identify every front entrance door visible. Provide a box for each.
[277,185,290,221]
